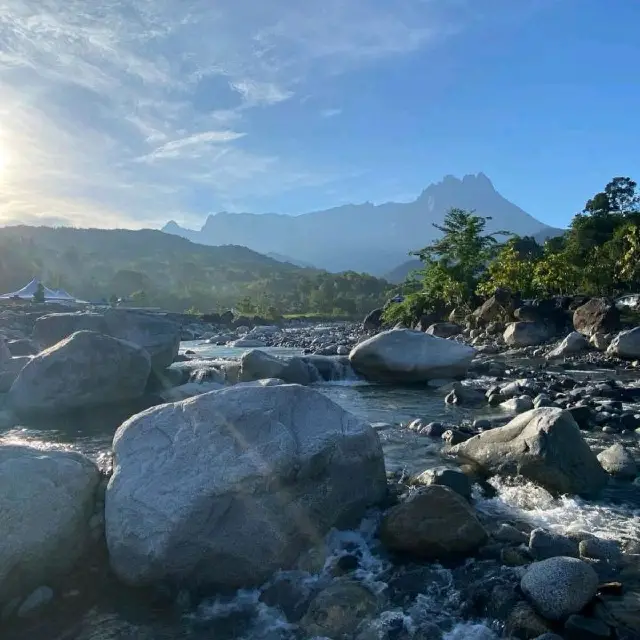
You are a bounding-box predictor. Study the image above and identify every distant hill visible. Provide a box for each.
[163,173,564,276]
[0,226,390,315]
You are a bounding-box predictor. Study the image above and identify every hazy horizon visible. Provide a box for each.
[0,0,638,231]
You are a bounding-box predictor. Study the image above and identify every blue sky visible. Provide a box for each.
[0,0,638,230]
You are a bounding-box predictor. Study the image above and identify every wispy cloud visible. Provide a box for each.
[0,0,516,228]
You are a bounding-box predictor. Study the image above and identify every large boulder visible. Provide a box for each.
[362,308,383,332]
[105,384,387,590]
[473,289,513,325]
[521,557,599,620]
[240,349,316,385]
[607,327,640,359]
[514,299,569,330]
[426,322,462,338]
[8,331,151,415]
[0,445,100,610]
[349,329,476,383]
[33,309,180,370]
[573,298,620,337]
[379,486,488,559]
[450,408,608,497]
[504,322,553,347]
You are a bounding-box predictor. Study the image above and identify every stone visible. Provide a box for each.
[573,298,620,337]
[534,394,555,409]
[590,333,612,351]
[239,349,316,385]
[505,601,554,638]
[564,614,611,639]
[412,467,472,499]
[502,547,532,566]
[16,586,54,618]
[105,384,387,590]
[8,331,151,415]
[546,332,589,359]
[450,408,608,497]
[500,396,534,413]
[521,556,599,621]
[579,538,622,565]
[504,322,553,347]
[442,428,471,445]
[379,486,488,559]
[159,381,224,402]
[363,308,383,332]
[473,293,512,325]
[0,356,32,393]
[33,309,180,370]
[349,329,476,383]
[607,327,640,360]
[568,405,592,429]
[444,382,485,406]
[426,322,462,338]
[300,581,379,638]
[529,528,579,560]
[230,338,266,348]
[494,523,529,544]
[0,446,100,611]
[597,444,637,479]
[411,421,444,437]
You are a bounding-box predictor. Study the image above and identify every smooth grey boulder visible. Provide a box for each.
[504,322,553,347]
[450,408,608,497]
[521,556,599,620]
[349,329,476,383]
[546,332,589,358]
[597,443,637,479]
[240,349,316,385]
[0,445,100,611]
[607,327,640,360]
[105,384,387,590]
[8,331,151,415]
[32,309,180,370]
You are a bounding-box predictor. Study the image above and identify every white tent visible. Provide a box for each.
[0,279,80,303]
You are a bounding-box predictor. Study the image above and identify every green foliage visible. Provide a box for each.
[32,282,45,303]
[478,242,538,298]
[381,292,432,327]
[0,227,390,317]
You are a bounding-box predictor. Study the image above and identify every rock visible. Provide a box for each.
[349,329,476,383]
[500,396,534,413]
[530,528,579,560]
[504,322,553,347]
[409,420,444,437]
[597,444,637,479]
[590,333,612,351]
[7,338,40,356]
[16,586,54,618]
[230,338,266,348]
[233,378,285,388]
[0,446,100,612]
[579,538,622,565]
[0,356,32,393]
[534,394,555,409]
[8,331,151,415]
[564,614,610,639]
[607,327,640,360]
[546,332,589,359]
[426,322,462,338]
[502,547,532,566]
[521,556,599,621]
[573,298,620,337]
[473,292,513,325]
[363,308,384,332]
[412,467,472,499]
[505,601,554,638]
[33,309,180,370]
[568,405,592,429]
[450,408,608,497]
[442,428,472,445]
[494,523,529,545]
[379,486,488,559]
[159,381,224,402]
[444,381,485,406]
[239,349,316,385]
[300,581,379,638]
[105,385,387,590]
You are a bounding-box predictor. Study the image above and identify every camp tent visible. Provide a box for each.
[0,279,81,303]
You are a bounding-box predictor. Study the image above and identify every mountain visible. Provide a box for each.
[0,226,390,315]
[163,173,564,276]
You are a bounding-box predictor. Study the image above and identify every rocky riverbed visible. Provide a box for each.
[0,303,639,640]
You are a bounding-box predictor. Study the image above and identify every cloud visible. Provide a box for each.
[0,0,522,228]
[320,108,342,119]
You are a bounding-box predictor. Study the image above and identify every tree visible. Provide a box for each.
[236,296,257,315]
[410,208,510,307]
[617,222,640,288]
[477,242,539,298]
[33,282,45,303]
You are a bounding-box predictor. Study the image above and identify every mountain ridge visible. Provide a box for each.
[163,173,563,275]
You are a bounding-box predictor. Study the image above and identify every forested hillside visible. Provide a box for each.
[0,227,391,316]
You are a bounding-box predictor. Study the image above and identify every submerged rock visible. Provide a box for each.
[521,556,599,621]
[8,331,151,415]
[379,485,488,559]
[597,443,638,479]
[0,445,100,613]
[105,384,387,590]
[349,329,476,383]
[450,408,608,497]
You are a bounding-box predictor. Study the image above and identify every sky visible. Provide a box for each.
[0,0,638,230]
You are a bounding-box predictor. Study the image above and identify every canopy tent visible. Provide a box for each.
[0,278,81,303]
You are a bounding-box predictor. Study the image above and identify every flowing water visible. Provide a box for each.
[2,343,639,640]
